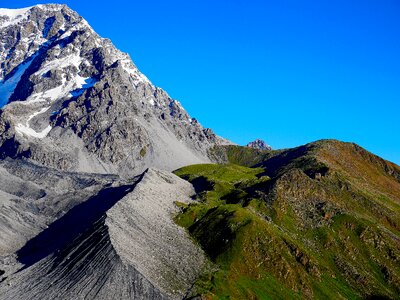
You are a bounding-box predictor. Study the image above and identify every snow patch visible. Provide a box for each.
[24,53,96,103]
[16,124,52,139]
[58,17,96,44]
[0,7,33,28]
[35,53,83,76]
[148,98,155,106]
[120,58,150,85]
[26,77,67,104]
[59,21,85,40]
[15,106,52,139]
[26,74,97,104]
[70,77,97,97]
[0,7,32,18]
[35,4,65,12]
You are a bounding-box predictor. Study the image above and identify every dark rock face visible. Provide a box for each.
[0,5,231,176]
[246,139,272,150]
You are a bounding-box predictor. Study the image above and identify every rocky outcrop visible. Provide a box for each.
[0,5,216,299]
[246,139,272,150]
[0,5,230,177]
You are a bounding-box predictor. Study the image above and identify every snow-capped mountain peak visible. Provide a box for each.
[0,6,33,28]
[0,4,229,176]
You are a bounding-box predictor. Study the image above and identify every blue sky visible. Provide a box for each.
[4,0,400,164]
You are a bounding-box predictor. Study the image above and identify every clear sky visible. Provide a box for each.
[4,0,400,164]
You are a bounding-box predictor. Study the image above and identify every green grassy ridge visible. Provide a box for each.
[173,163,400,299]
[210,140,400,184]
[217,140,400,234]
[208,145,280,168]
[174,163,265,183]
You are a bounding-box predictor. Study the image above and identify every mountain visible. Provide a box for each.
[174,139,400,299]
[0,4,219,299]
[0,4,229,177]
[0,160,205,299]
[247,139,272,151]
[0,4,399,300]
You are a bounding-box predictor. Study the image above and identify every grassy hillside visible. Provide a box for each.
[174,140,400,299]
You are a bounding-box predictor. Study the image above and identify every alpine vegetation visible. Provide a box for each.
[0,4,399,300]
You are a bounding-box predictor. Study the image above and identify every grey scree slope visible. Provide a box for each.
[0,160,206,299]
[0,4,228,300]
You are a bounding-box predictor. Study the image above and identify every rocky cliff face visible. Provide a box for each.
[0,4,229,176]
[5,5,398,300]
[0,5,217,299]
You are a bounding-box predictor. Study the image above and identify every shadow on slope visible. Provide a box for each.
[17,176,141,268]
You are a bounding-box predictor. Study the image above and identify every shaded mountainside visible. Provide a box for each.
[175,140,400,299]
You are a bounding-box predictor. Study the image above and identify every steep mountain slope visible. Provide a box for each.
[0,5,220,299]
[0,166,205,299]
[0,4,229,176]
[1,4,399,300]
[175,140,400,299]
[0,158,119,258]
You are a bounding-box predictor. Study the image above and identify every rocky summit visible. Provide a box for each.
[0,4,224,299]
[0,4,399,300]
[246,138,272,151]
[0,4,230,177]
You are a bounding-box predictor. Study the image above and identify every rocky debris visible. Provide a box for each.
[0,157,120,257]
[106,169,206,298]
[0,160,206,299]
[0,4,231,177]
[0,215,168,300]
[246,139,272,151]
[0,4,219,299]
[258,168,342,229]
